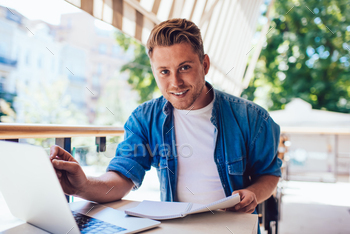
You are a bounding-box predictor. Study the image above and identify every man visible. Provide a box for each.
[50,19,281,217]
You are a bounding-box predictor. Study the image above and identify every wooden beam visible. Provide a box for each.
[170,0,185,18]
[209,0,234,60]
[203,0,225,51]
[81,0,94,15]
[112,0,123,30]
[199,0,219,28]
[152,0,162,15]
[168,0,176,19]
[125,0,160,25]
[0,124,125,139]
[135,10,144,41]
[241,0,275,92]
[199,0,208,23]
[189,0,198,20]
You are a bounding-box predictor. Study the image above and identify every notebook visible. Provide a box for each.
[125,194,240,220]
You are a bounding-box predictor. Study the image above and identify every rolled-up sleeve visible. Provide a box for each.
[248,115,282,181]
[106,110,152,190]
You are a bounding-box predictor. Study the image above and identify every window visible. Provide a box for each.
[0,42,7,57]
[97,63,102,74]
[112,45,120,57]
[98,44,107,54]
[92,75,99,88]
[67,18,72,29]
[37,57,42,69]
[0,76,5,91]
[26,52,30,65]
[51,59,55,72]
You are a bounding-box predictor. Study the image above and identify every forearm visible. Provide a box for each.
[76,171,134,203]
[246,175,279,204]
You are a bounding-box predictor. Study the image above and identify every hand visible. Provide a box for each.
[49,145,88,196]
[226,189,258,214]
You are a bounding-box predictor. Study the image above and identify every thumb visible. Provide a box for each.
[232,190,241,196]
[52,159,79,174]
[232,190,243,199]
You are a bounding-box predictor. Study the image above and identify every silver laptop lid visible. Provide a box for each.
[0,141,80,234]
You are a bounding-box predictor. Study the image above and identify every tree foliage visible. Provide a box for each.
[18,78,88,124]
[242,0,350,113]
[0,89,16,122]
[115,32,159,104]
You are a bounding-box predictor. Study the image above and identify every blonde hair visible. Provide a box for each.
[146,18,204,63]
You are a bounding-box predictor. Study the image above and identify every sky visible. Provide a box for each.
[0,0,80,25]
[0,0,116,30]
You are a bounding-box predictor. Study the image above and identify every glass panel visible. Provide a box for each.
[72,143,116,177]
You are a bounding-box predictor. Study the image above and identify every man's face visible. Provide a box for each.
[150,43,210,110]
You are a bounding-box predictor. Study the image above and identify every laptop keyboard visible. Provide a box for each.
[72,211,127,233]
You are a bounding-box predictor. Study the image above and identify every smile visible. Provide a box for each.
[171,90,189,96]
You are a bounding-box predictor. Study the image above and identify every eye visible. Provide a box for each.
[161,70,169,75]
[180,65,190,71]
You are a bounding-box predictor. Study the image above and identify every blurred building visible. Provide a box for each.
[0,6,21,92]
[0,6,64,122]
[55,11,136,123]
[0,6,137,124]
[270,99,350,182]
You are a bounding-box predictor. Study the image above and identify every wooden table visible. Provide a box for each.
[0,196,258,234]
[94,199,258,234]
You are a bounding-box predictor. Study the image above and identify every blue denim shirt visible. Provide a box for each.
[107,81,282,203]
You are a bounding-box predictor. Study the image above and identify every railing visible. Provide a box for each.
[0,123,125,151]
[0,123,124,139]
[280,126,350,135]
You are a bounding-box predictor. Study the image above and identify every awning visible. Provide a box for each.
[65,0,265,96]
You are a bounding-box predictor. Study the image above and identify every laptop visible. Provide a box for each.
[0,141,160,233]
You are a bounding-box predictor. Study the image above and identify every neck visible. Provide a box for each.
[192,82,213,110]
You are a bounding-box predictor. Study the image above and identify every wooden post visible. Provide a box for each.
[96,136,106,152]
[55,137,71,202]
[4,139,19,142]
[334,134,338,181]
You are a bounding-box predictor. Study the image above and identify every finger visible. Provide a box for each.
[50,145,72,161]
[52,159,79,174]
[236,195,254,209]
[232,191,241,197]
[235,196,257,213]
[239,202,257,213]
[56,170,62,179]
[234,207,255,214]
[247,208,256,214]
[50,145,60,160]
[225,207,236,212]
[50,145,65,160]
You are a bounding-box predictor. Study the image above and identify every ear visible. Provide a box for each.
[203,54,210,75]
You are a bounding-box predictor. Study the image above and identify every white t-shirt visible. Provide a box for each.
[174,96,226,204]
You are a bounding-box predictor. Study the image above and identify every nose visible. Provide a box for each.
[170,72,184,88]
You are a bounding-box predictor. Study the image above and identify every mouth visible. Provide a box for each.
[170,89,189,98]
